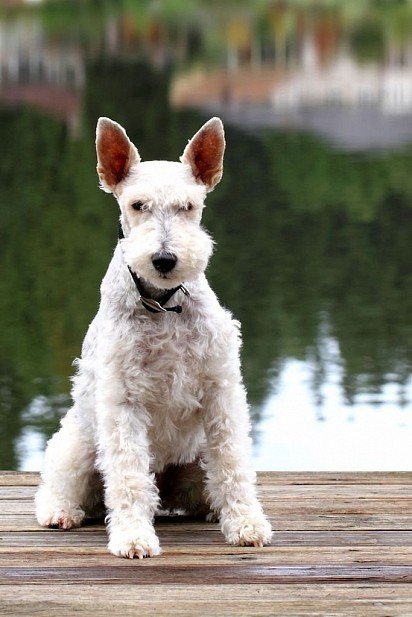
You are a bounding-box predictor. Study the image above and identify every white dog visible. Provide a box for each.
[35,117,273,558]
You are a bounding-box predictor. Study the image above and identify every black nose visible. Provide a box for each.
[152,251,177,273]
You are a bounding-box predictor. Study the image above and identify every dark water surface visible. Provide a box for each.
[0,1,411,470]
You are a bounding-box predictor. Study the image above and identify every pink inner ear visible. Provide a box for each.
[187,125,224,188]
[98,125,132,187]
[111,152,129,184]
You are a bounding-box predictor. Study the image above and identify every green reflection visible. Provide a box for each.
[0,0,411,469]
[1,62,411,467]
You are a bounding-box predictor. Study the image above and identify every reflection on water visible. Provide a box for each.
[255,360,412,471]
[0,0,411,470]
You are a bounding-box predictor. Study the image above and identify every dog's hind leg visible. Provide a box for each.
[156,458,215,519]
[35,406,96,529]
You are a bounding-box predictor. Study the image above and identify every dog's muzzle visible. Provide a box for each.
[118,221,189,314]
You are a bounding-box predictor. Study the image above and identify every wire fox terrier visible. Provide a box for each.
[35,117,273,558]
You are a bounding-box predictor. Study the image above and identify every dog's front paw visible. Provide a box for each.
[221,509,273,547]
[108,523,161,559]
[35,487,85,529]
[38,508,85,530]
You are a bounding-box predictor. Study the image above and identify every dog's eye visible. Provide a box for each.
[131,201,144,211]
[187,203,194,211]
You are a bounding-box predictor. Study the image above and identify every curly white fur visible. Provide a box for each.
[35,117,273,558]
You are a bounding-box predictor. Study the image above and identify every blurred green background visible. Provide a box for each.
[0,0,411,470]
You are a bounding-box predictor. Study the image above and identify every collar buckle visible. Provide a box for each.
[141,298,168,313]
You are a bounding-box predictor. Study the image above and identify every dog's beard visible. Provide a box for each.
[122,226,214,290]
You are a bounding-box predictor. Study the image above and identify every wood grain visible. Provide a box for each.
[4,483,412,500]
[3,563,412,585]
[1,584,412,617]
[0,472,39,486]
[4,513,412,532]
[3,546,412,566]
[2,471,412,486]
[3,529,412,547]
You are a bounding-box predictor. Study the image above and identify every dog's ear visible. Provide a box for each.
[180,117,225,191]
[96,117,140,193]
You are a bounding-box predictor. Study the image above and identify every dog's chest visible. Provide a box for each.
[128,314,209,416]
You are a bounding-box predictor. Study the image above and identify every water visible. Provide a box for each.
[0,0,411,471]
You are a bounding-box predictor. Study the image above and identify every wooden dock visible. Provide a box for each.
[2,472,412,615]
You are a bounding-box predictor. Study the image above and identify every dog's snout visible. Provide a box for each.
[152,251,177,273]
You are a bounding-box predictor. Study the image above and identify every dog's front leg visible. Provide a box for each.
[202,381,273,547]
[96,372,160,559]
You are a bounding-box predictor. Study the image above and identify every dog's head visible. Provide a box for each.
[96,117,225,290]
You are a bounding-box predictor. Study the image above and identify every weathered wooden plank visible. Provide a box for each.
[257,485,412,497]
[0,473,39,487]
[4,497,412,515]
[4,484,412,500]
[0,487,37,500]
[1,584,412,617]
[3,471,412,487]
[261,500,412,515]
[3,513,412,531]
[257,472,412,485]
[4,529,412,548]
[0,531,109,547]
[3,546,412,567]
[0,516,106,532]
[2,563,412,585]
